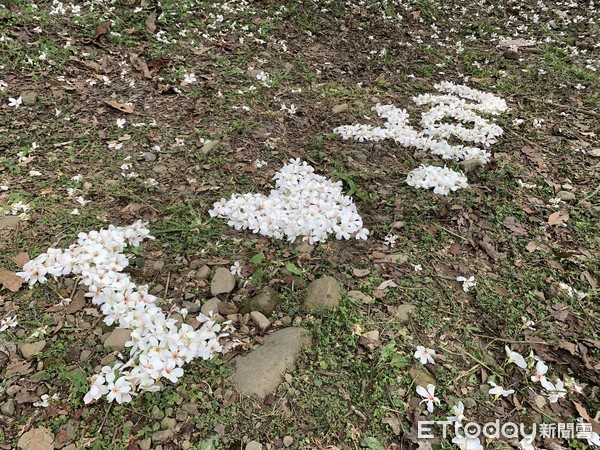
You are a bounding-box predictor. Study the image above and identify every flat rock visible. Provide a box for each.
[409,367,435,388]
[240,288,279,315]
[396,304,416,325]
[303,276,342,310]
[0,216,20,230]
[19,341,46,359]
[211,267,235,296]
[347,290,374,304]
[1,399,15,416]
[250,311,270,332]
[556,190,576,201]
[218,301,238,315]
[196,265,211,280]
[332,103,349,114]
[151,429,174,443]
[246,442,263,450]
[231,327,312,399]
[103,329,131,351]
[201,298,220,316]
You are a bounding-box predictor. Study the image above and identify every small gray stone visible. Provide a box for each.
[151,429,174,443]
[283,436,294,447]
[184,292,196,301]
[211,268,235,296]
[196,265,211,280]
[241,288,279,316]
[175,410,188,421]
[409,367,435,388]
[458,159,483,173]
[303,276,342,310]
[201,298,220,316]
[151,405,165,420]
[79,349,92,363]
[347,290,374,304]
[138,438,152,450]
[19,341,46,359]
[21,91,38,105]
[0,216,20,230]
[352,268,370,278]
[182,301,201,314]
[201,140,220,154]
[246,441,263,450]
[556,190,576,201]
[332,103,349,114]
[1,399,15,416]
[103,329,131,351]
[503,49,519,60]
[161,417,177,430]
[218,301,238,315]
[181,403,198,415]
[250,311,270,332]
[143,152,157,162]
[231,328,312,399]
[153,260,165,272]
[152,164,168,174]
[396,304,416,325]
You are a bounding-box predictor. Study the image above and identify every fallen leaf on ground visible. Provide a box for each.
[573,401,600,434]
[548,211,569,226]
[130,54,152,78]
[0,268,24,292]
[503,216,528,236]
[64,290,86,314]
[104,100,134,113]
[6,361,33,376]
[382,416,401,435]
[12,252,29,268]
[144,12,157,33]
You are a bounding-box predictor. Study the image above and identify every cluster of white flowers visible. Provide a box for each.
[210,159,369,244]
[16,221,232,404]
[334,82,508,195]
[0,315,18,332]
[0,200,30,219]
[407,165,468,196]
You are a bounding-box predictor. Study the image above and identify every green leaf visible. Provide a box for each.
[285,262,303,276]
[197,434,220,450]
[360,436,385,450]
[250,253,266,264]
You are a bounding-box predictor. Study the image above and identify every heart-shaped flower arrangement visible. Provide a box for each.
[209,159,369,244]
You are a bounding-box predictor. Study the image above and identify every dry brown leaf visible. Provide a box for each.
[548,211,569,226]
[144,12,157,33]
[525,241,540,252]
[407,10,421,23]
[573,401,600,434]
[64,290,87,314]
[104,100,134,114]
[12,252,29,268]
[521,146,548,171]
[581,270,597,289]
[17,427,54,450]
[382,415,401,435]
[503,216,528,236]
[479,235,505,261]
[6,360,33,376]
[130,54,152,78]
[0,268,24,292]
[93,20,111,39]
